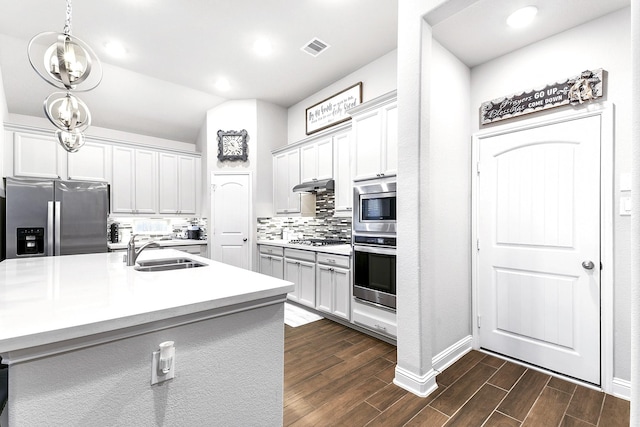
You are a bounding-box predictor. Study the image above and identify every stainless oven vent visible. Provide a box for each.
[301,38,331,57]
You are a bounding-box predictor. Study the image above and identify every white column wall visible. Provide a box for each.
[630,0,640,423]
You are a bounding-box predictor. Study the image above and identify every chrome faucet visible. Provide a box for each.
[125,234,161,266]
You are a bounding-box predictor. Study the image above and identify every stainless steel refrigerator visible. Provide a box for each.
[4,178,108,259]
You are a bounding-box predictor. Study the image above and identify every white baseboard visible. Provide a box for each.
[393,365,438,397]
[611,377,631,401]
[432,335,473,373]
[393,335,473,398]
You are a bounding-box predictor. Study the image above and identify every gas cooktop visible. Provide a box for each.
[289,239,348,247]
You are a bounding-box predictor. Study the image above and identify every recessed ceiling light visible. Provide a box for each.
[215,77,231,92]
[253,38,273,57]
[104,41,127,58]
[506,6,538,29]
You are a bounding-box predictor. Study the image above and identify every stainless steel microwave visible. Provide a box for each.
[353,177,397,233]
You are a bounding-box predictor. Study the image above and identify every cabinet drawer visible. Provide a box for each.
[259,245,284,256]
[352,300,397,338]
[284,248,316,262]
[317,253,350,269]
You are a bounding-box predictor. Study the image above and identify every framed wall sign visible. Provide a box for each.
[480,69,604,125]
[217,129,248,162]
[305,82,362,135]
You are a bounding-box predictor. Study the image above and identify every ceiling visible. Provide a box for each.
[0,0,630,144]
[0,0,398,142]
[430,0,630,67]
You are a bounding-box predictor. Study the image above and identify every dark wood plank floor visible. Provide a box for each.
[284,319,630,426]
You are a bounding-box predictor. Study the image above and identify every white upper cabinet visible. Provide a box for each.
[112,146,157,214]
[158,152,179,214]
[67,141,112,182]
[133,149,158,214]
[349,91,397,181]
[273,149,301,215]
[333,129,352,216]
[13,132,67,179]
[177,156,198,215]
[158,153,198,215]
[111,146,135,213]
[13,132,112,182]
[300,136,333,183]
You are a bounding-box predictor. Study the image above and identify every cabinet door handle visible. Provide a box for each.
[243,238,248,242]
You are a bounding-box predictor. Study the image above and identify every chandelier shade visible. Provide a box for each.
[55,129,85,153]
[43,92,91,133]
[28,31,102,92]
[27,0,101,152]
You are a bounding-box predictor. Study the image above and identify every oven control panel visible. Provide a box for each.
[353,235,396,247]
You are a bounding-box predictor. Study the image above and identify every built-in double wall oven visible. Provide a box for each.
[352,177,397,310]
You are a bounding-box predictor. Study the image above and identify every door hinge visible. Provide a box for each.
[477,315,481,328]
[476,161,480,176]
[477,239,480,251]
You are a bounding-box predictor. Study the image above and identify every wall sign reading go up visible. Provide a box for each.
[479,68,604,125]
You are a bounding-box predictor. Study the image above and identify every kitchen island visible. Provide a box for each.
[0,249,294,426]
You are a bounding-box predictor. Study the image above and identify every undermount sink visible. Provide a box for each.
[134,257,207,272]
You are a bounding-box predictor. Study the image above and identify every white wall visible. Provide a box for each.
[204,99,287,268]
[0,65,6,264]
[256,101,288,218]
[8,304,285,426]
[0,65,8,195]
[430,40,471,355]
[5,113,196,152]
[287,49,398,144]
[470,8,632,382]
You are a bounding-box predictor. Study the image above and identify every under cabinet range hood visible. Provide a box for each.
[292,178,335,193]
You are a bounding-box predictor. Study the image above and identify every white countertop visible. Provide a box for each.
[257,239,352,256]
[107,238,207,250]
[0,249,294,353]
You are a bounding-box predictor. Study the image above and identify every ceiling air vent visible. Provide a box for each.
[301,38,331,57]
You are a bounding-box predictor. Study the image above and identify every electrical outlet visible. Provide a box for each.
[151,349,175,385]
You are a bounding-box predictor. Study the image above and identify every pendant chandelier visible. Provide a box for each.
[27,0,102,153]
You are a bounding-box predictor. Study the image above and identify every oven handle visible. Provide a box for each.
[353,244,396,256]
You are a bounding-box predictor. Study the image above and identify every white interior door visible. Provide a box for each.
[477,115,601,384]
[211,172,251,270]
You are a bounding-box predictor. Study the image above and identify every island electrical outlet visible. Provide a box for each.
[151,342,175,385]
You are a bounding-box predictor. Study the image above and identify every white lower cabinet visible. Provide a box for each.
[258,245,284,280]
[351,297,397,338]
[316,253,350,320]
[284,248,316,308]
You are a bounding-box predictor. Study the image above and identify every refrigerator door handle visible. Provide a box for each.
[54,201,61,256]
[47,201,55,255]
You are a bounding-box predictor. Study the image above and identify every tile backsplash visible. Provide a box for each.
[257,191,351,241]
[108,217,207,242]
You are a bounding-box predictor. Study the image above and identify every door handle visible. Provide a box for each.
[582,260,595,270]
[54,201,61,256]
[47,201,54,255]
